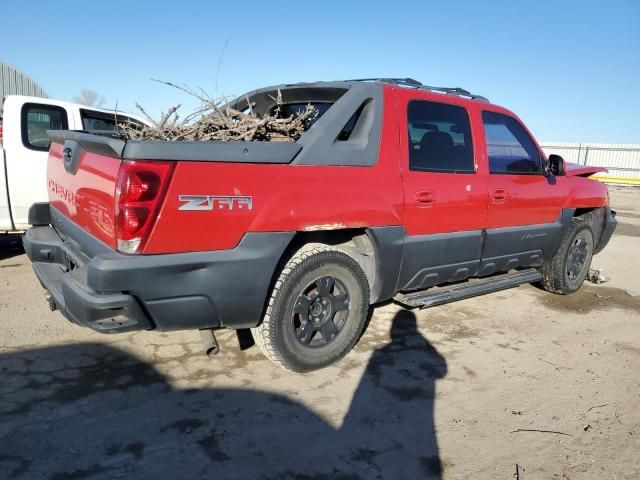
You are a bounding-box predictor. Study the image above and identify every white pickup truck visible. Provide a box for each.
[0,95,145,232]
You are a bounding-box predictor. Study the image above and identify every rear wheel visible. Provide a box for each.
[252,243,370,372]
[541,217,594,294]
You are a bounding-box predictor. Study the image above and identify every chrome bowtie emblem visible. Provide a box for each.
[178,195,253,211]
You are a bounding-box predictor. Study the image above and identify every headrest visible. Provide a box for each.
[420,131,454,152]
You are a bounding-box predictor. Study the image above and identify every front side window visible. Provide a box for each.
[407,100,474,173]
[21,104,68,151]
[482,111,542,174]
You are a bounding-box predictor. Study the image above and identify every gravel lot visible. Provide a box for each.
[1,186,639,479]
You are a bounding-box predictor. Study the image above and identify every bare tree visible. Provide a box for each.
[72,89,106,107]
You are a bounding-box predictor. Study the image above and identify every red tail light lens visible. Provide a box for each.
[115,160,174,254]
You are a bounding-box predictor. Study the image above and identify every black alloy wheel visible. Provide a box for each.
[292,276,350,348]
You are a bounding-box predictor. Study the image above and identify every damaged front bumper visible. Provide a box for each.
[594,207,617,255]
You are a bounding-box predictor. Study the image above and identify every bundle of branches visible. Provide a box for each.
[118,80,317,143]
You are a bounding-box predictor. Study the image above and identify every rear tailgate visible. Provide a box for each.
[47,131,123,249]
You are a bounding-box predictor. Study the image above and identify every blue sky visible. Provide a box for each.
[3,0,639,143]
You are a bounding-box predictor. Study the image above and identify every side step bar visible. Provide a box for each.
[394,268,543,309]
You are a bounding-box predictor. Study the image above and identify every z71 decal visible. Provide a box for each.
[178,195,253,211]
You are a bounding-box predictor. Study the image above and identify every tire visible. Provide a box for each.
[541,216,595,294]
[252,243,370,372]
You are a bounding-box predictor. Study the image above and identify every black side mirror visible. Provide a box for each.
[548,154,566,176]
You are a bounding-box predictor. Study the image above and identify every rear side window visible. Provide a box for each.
[81,109,143,132]
[271,102,332,131]
[482,111,542,174]
[407,100,474,173]
[21,103,68,151]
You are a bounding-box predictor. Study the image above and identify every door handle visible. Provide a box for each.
[415,191,435,205]
[491,189,507,203]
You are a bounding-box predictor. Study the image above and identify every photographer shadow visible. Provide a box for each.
[0,310,446,479]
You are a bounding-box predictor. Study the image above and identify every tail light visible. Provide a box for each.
[115,160,174,254]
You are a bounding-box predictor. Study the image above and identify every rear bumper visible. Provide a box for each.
[594,207,617,255]
[24,226,151,333]
[24,204,293,333]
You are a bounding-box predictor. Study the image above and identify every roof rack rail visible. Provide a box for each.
[419,84,489,102]
[346,77,424,88]
[346,77,488,102]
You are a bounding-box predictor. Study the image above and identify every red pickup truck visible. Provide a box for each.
[24,78,616,372]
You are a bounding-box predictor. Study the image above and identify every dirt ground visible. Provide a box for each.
[1,186,639,480]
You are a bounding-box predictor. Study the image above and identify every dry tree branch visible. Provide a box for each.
[158,104,181,129]
[135,103,160,127]
[510,429,573,437]
[151,79,210,104]
[214,38,230,93]
[119,80,317,143]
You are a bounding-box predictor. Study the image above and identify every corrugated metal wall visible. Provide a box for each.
[0,62,49,117]
[540,142,640,183]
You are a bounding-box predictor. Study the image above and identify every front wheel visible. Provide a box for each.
[541,217,594,294]
[252,243,370,372]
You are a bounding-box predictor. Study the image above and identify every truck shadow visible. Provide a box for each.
[0,311,446,479]
[0,234,24,261]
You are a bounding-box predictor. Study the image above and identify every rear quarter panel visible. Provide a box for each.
[145,162,404,253]
[144,86,404,253]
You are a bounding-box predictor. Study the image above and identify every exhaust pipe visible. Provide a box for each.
[199,328,220,356]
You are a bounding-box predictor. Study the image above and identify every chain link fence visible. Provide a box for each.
[540,142,640,184]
